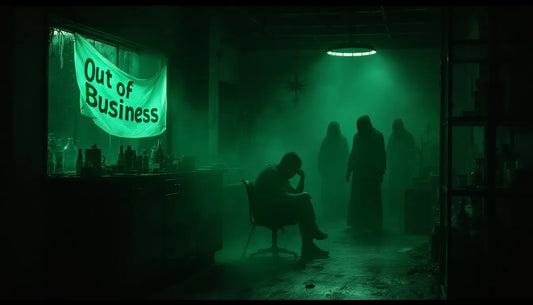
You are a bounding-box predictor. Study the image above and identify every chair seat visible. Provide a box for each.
[255,220,297,230]
[254,215,297,229]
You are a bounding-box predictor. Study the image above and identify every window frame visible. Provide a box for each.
[46,17,169,176]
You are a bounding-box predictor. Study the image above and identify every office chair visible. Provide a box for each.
[241,180,298,259]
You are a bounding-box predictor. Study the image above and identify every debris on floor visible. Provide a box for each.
[397,247,413,253]
[407,263,439,276]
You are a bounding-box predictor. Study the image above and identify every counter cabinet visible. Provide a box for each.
[43,170,223,297]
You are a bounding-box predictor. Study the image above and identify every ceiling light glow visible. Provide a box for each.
[326,46,377,57]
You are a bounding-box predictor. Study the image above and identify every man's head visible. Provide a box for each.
[393,118,405,132]
[327,121,341,138]
[357,115,373,134]
[278,152,302,179]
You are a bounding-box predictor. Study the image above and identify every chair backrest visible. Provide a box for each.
[243,180,256,225]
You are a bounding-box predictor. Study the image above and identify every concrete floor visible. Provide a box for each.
[151,220,441,300]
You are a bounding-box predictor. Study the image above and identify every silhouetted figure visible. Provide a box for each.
[386,119,416,232]
[346,115,386,234]
[254,152,329,260]
[318,121,349,223]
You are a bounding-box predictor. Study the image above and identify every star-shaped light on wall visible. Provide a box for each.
[286,74,306,104]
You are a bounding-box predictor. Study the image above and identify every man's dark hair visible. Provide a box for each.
[280,152,302,168]
[392,118,405,132]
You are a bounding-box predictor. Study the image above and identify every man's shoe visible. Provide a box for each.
[314,230,328,240]
[301,243,329,260]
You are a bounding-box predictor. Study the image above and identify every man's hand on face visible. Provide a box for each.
[296,169,305,177]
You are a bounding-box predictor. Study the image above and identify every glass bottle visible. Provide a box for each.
[136,155,143,172]
[515,153,523,170]
[469,158,485,188]
[47,146,56,175]
[125,145,133,170]
[117,145,125,170]
[156,140,165,164]
[152,140,164,171]
[142,150,149,172]
[62,137,78,174]
[76,148,83,175]
[47,133,58,174]
[150,143,158,164]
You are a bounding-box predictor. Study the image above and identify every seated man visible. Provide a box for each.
[254,152,329,260]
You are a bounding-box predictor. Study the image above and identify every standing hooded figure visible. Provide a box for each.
[346,115,386,233]
[318,121,350,222]
[386,118,416,231]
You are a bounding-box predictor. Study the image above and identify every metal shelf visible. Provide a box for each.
[495,119,533,127]
[451,58,511,64]
[451,39,489,46]
[448,116,487,126]
[442,186,533,198]
[449,187,487,197]
[494,188,533,197]
[450,59,489,64]
[441,116,533,127]
[442,7,533,299]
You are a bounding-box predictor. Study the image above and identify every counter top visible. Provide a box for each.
[47,168,226,180]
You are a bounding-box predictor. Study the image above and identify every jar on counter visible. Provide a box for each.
[469,157,486,188]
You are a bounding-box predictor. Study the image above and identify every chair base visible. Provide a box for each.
[250,246,298,259]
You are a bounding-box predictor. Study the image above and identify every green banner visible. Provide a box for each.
[74,33,167,138]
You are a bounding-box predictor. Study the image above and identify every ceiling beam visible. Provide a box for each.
[381,6,392,39]
[242,38,440,51]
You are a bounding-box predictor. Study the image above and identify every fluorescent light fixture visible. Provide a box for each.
[326,45,377,57]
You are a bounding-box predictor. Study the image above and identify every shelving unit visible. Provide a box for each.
[440,6,533,299]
